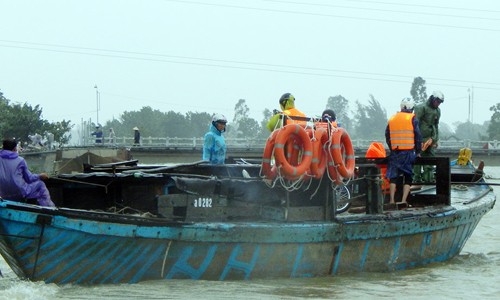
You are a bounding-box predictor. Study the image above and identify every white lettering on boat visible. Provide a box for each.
[194,198,213,208]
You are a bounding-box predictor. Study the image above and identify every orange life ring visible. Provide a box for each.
[327,128,355,180]
[309,127,329,179]
[274,124,313,180]
[285,134,302,166]
[261,129,280,179]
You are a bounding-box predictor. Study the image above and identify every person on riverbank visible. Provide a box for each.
[45,131,54,150]
[0,138,55,207]
[413,90,444,183]
[266,93,306,131]
[133,127,141,146]
[108,128,116,144]
[203,114,227,164]
[385,98,422,205]
[91,125,103,144]
[28,133,44,149]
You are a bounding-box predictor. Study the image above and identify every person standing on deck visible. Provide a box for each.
[0,138,55,207]
[266,93,306,131]
[321,109,338,127]
[203,114,227,165]
[385,98,422,205]
[413,91,444,183]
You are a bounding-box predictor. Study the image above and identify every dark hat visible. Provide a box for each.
[322,109,336,121]
[2,138,18,151]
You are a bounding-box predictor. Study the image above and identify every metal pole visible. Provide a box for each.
[468,88,471,123]
[94,85,99,125]
[471,86,474,123]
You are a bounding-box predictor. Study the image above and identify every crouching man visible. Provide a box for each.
[0,138,55,207]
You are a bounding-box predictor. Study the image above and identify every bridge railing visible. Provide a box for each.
[85,136,270,149]
[83,136,500,152]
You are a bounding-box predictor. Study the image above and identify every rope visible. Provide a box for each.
[54,158,77,174]
[276,166,307,191]
[106,206,157,218]
[308,172,325,199]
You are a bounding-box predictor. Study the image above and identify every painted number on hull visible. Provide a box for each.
[194,198,212,208]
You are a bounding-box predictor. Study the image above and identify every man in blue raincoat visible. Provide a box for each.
[203,114,227,164]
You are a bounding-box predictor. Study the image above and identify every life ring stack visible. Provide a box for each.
[261,122,355,184]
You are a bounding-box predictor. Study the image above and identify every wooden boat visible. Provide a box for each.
[0,130,496,284]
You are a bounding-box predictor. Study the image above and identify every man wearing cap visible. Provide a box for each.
[266,93,306,131]
[413,90,444,183]
[91,125,103,144]
[0,138,55,207]
[133,127,141,146]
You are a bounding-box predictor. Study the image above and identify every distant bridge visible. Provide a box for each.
[80,136,500,153]
[23,137,500,173]
[86,136,500,164]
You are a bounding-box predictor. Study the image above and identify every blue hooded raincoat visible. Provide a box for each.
[202,123,226,164]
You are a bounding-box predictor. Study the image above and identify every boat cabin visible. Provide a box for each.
[39,156,465,223]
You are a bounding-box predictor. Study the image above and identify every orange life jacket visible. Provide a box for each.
[388,112,415,150]
[283,108,307,126]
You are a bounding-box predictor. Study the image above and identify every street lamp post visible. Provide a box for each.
[94,85,100,125]
[467,86,474,124]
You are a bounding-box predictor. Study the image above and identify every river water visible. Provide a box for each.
[1,167,499,300]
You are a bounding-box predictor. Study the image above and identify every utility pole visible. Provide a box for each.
[468,88,471,123]
[94,85,100,125]
[471,86,474,124]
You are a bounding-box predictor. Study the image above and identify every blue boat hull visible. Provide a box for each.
[0,191,494,284]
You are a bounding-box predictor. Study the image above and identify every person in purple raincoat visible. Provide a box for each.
[0,138,55,207]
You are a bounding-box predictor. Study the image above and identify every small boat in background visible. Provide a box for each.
[450,147,486,182]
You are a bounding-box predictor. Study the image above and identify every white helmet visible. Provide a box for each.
[212,113,227,124]
[431,90,444,102]
[400,97,414,110]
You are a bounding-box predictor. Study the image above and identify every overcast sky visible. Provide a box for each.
[1,0,499,132]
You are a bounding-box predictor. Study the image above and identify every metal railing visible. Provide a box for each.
[83,136,500,152]
[85,136,269,149]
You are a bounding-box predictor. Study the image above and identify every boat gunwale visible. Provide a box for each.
[0,192,495,243]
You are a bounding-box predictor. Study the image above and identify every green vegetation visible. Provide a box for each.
[487,103,500,140]
[0,91,73,146]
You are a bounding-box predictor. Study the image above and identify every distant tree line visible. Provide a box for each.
[101,107,214,141]
[0,91,72,147]
[2,76,499,149]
